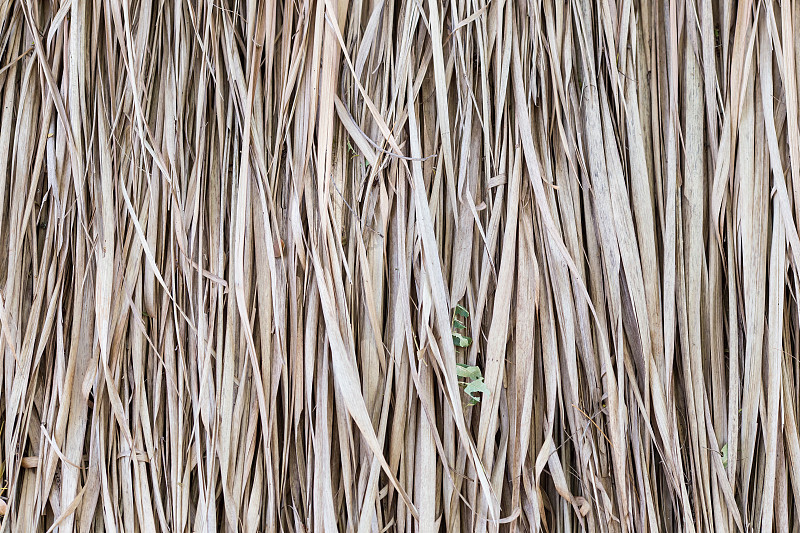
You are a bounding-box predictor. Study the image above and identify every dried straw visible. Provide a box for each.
[0,1,798,531]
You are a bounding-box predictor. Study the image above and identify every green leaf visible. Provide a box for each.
[721,443,729,469]
[452,333,472,347]
[463,378,489,402]
[464,390,479,404]
[456,363,482,380]
[454,304,469,318]
[463,378,489,395]
[452,319,466,329]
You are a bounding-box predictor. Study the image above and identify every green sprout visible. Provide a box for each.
[452,304,487,404]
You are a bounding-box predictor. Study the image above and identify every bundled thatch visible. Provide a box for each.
[1,0,799,531]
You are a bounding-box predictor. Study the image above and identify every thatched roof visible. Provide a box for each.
[0,1,795,531]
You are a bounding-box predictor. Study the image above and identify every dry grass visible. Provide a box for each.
[0,0,798,531]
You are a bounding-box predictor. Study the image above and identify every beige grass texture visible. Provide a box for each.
[0,0,798,531]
